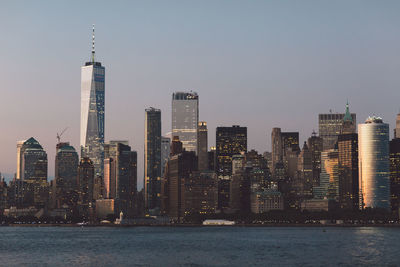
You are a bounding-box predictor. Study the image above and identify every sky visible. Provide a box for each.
[1,0,400,188]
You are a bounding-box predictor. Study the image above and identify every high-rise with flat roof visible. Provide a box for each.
[80,25,105,178]
[172,91,199,152]
[144,107,162,214]
[358,116,390,210]
[216,125,247,209]
[319,103,356,150]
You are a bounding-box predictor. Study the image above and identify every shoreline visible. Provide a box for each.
[3,223,400,228]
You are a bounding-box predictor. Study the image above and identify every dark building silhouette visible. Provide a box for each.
[77,157,94,218]
[54,142,79,210]
[216,125,247,210]
[197,121,208,171]
[390,138,400,213]
[144,107,162,214]
[307,132,323,186]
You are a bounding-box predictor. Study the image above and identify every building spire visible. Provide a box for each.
[343,100,352,122]
[91,24,95,63]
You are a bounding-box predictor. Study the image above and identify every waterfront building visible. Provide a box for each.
[358,116,390,210]
[80,25,105,178]
[338,133,359,210]
[144,107,162,214]
[104,141,137,217]
[197,121,208,171]
[251,189,284,213]
[54,142,79,209]
[77,157,95,217]
[19,138,48,208]
[216,125,247,210]
[319,104,356,150]
[389,138,400,212]
[172,91,199,152]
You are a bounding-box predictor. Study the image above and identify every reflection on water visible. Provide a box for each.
[0,226,399,266]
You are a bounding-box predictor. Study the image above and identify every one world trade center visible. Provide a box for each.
[80,25,105,178]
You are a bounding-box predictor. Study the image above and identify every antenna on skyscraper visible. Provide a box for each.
[91,24,95,63]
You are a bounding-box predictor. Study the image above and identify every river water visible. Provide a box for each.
[0,226,398,266]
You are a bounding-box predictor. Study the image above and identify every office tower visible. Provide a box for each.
[172,91,199,152]
[297,142,313,199]
[394,113,400,139]
[197,121,208,171]
[390,138,400,212]
[80,25,105,178]
[307,132,323,186]
[319,103,356,150]
[104,141,137,216]
[77,157,95,217]
[230,161,252,213]
[313,149,339,201]
[164,151,197,221]
[144,107,162,214]
[208,146,216,171]
[271,128,282,173]
[358,116,390,210]
[184,171,218,216]
[16,140,26,179]
[216,125,247,210]
[54,142,79,209]
[338,133,359,210]
[19,138,48,207]
[271,128,299,175]
[161,136,171,177]
[263,151,273,171]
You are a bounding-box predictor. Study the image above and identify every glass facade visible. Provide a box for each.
[319,113,356,150]
[80,61,105,178]
[145,108,162,213]
[358,117,390,210]
[172,92,199,152]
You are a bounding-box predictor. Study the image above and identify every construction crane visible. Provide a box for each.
[56,127,68,144]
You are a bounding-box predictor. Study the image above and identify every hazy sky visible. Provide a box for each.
[1,1,400,188]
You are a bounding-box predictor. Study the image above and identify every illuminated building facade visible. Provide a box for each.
[319,105,356,150]
[358,116,390,210]
[172,91,199,152]
[197,121,208,171]
[389,138,400,212]
[216,125,247,210]
[80,26,105,178]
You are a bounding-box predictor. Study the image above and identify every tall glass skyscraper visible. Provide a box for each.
[172,92,199,152]
[145,107,162,214]
[80,25,105,178]
[358,116,390,210]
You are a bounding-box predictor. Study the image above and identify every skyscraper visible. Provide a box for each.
[172,91,199,152]
[271,128,282,173]
[54,142,79,209]
[161,136,171,177]
[319,103,356,150]
[389,138,400,212]
[394,113,400,139]
[19,137,48,208]
[144,107,162,214]
[216,125,247,210]
[307,132,323,186]
[77,157,95,218]
[358,116,390,210]
[197,121,208,171]
[80,25,105,178]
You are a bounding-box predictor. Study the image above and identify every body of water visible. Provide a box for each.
[0,226,398,266]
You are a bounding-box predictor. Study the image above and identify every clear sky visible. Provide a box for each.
[1,1,400,188]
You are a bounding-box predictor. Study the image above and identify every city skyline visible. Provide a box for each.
[2,1,400,190]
